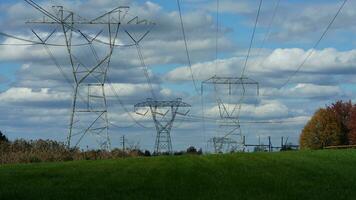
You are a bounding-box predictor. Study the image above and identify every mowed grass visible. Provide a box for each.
[1,150,356,200]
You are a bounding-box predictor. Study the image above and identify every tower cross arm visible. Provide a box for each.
[202,76,259,85]
[134,98,191,108]
[26,6,155,25]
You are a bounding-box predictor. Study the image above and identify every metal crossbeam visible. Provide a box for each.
[202,75,259,95]
[27,6,154,25]
[134,98,191,108]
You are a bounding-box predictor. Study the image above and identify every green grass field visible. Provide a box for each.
[1,150,356,200]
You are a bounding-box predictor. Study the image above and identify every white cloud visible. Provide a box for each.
[0,87,71,103]
[205,100,289,120]
[166,48,356,86]
[253,48,356,74]
[165,57,243,82]
[0,0,355,150]
[262,83,343,99]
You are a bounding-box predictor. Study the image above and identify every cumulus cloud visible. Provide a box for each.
[205,100,289,120]
[252,48,356,75]
[269,0,356,41]
[166,48,356,86]
[0,0,354,150]
[262,83,343,100]
[0,87,70,103]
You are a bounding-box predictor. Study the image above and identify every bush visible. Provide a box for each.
[0,131,9,143]
[186,146,198,154]
[0,136,205,164]
[173,151,184,156]
[144,150,151,157]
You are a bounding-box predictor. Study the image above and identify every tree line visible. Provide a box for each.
[0,131,203,164]
[300,100,356,149]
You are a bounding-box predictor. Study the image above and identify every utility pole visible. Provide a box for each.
[268,136,272,152]
[121,135,126,151]
[281,136,284,150]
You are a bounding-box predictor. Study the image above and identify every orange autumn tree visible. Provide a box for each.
[300,108,343,149]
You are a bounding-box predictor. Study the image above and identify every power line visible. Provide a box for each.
[240,0,263,78]
[106,78,150,129]
[253,0,280,68]
[215,0,220,75]
[279,0,348,89]
[177,0,207,145]
[229,0,263,119]
[135,44,157,99]
[176,0,200,94]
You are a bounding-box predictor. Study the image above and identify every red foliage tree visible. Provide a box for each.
[301,100,356,148]
[348,106,356,145]
[327,100,353,145]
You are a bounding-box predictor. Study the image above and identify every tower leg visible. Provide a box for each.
[68,84,79,149]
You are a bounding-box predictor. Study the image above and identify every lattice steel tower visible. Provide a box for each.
[202,76,259,153]
[134,98,191,154]
[25,2,153,150]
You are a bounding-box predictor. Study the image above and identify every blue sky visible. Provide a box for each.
[0,0,355,152]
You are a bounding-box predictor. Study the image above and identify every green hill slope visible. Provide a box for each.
[1,150,356,200]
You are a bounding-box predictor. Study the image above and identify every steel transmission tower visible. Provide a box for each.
[134,98,191,154]
[25,2,154,150]
[202,76,259,153]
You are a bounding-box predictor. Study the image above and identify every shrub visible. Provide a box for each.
[0,131,9,143]
[144,150,151,157]
[186,146,198,154]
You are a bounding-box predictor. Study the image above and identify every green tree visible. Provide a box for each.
[300,108,342,149]
[0,131,9,143]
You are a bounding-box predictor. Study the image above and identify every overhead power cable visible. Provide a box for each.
[240,0,263,78]
[176,0,206,142]
[230,0,263,118]
[253,0,280,67]
[215,0,220,75]
[176,0,200,94]
[135,44,157,100]
[279,0,348,89]
[105,78,151,129]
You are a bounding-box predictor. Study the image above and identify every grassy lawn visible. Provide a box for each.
[0,150,356,200]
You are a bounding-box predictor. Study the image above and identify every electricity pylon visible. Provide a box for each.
[134,98,191,154]
[25,3,154,150]
[202,76,259,153]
